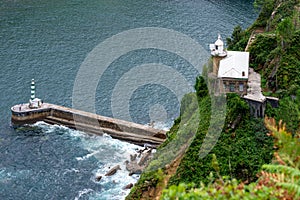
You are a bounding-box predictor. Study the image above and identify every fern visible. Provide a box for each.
[265,117,300,168]
[277,182,300,198]
[262,164,300,177]
[262,117,300,198]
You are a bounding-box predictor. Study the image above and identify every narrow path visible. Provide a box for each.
[140,155,184,200]
[245,28,264,52]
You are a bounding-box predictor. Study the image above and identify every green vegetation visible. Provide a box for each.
[127,76,273,199]
[162,118,300,199]
[266,96,300,133]
[262,118,300,199]
[228,0,300,133]
[127,0,300,199]
[253,0,277,28]
[248,34,277,71]
[126,92,201,199]
[162,178,284,199]
[226,25,251,51]
[168,84,273,186]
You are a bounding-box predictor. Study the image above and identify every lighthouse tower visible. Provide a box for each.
[29,79,42,109]
[30,79,35,100]
[209,34,227,75]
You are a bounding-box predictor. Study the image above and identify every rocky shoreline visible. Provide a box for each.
[94,146,154,190]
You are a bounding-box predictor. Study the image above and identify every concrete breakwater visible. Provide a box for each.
[11,103,166,147]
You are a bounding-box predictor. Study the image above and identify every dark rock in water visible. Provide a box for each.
[123,183,133,189]
[128,169,142,176]
[138,149,152,166]
[125,148,154,176]
[137,147,147,157]
[105,165,121,176]
[125,160,143,175]
[130,154,137,161]
[95,175,102,182]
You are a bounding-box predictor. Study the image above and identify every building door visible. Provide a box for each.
[239,83,244,92]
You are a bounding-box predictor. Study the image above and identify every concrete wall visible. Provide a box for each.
[11,103,166,147]
[243,99,266,118]
[11,108,51,124]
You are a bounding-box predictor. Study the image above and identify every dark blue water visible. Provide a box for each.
[0,0,257,199]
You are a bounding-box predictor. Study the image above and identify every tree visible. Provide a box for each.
[276,17,295,49]
[226,25,243,49]
[194,76,208,99]
[254,0,275,10]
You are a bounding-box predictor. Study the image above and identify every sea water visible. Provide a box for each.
[0,0,257,199]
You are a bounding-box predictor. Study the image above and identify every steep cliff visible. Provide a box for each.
[127,0,300,199]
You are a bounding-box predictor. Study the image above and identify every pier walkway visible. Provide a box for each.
[11,103,166,147]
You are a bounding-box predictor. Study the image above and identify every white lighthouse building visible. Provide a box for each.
[209,34,249,95]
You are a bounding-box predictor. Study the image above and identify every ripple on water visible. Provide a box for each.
[0,0,257,199]
[33,122,141,200]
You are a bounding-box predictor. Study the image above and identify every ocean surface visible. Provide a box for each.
[0,0,257,199]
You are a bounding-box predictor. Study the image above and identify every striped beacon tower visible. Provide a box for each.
[31,79,35,101]
[29,79,42,108]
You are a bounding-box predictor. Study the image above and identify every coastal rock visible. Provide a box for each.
[138,149,152,166]
[105,165,121,176]
[95,175,102,182]
[125,160,143,175]
[125,148,154,176]
[137,147,148,157]
[130,154,137,161]
[123,183,134,189]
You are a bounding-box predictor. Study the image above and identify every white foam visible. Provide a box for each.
[148,121,171,131]
[90,171,139,200]
[31,122,143,200]
[63,168,80,175]
[33,121,48,126]
[76,150,98,161]
[31,121,70,134]
[74,188,94,200]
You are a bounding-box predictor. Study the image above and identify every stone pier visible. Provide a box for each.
[11,103,166,147]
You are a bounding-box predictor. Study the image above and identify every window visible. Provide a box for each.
[239,83,244,92]
[242,71,245,77]
[230,83,235,92]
